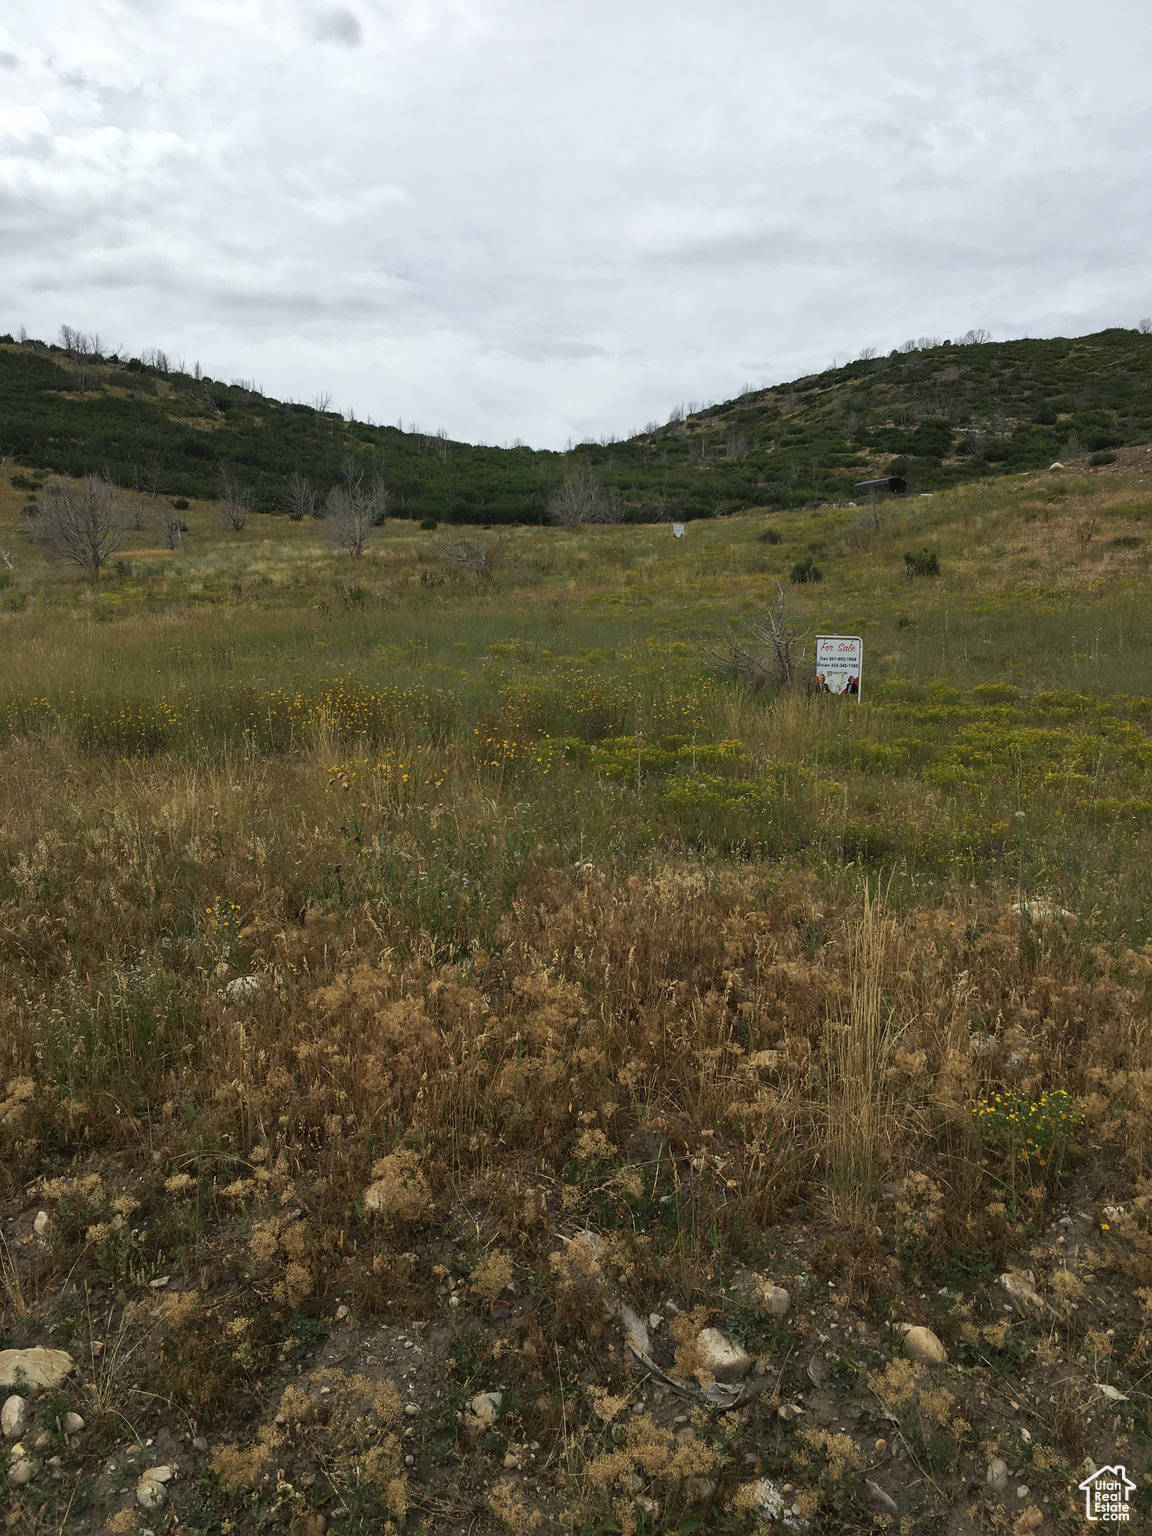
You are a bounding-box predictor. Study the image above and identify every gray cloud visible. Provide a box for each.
[0,1,1149,445]
[313,8,363,46]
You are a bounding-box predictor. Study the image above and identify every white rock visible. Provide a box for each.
[1048,462,1065,472]
[746,1477,809,1529]
[1102,1205,1126,1223]
[62,1412,85,1434]
[1011,899,1076,923]
[145,1464,175,1482]
[695,1327,753,1382]
[1097,1383,1129,1403]
[617,1305,650,1359]
[1017,1486,1030,1499]
[0,1348,76,1395]
[999,1272,1048,1313]
[648,1312,663,1331]
[748,1050,780,1071]
[9,1457,35,1486]
[865,1479,898,1515]
[903,1326,947,1365]
[987,1458,1009,1491]
[470,1391,502,1425]
[32,1211,50,1239]
[226,975,261,1002]
[136,1474,168,1510]
[2,1395,27,1438]
[756,1280,791,1318]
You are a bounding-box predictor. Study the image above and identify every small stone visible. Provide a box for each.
[1017,1486,1030,1499]
[503,1450,519,1468]
[865,1479,898,1515]
[999,1272,1047,1313]
[470,1390,502,1425]
[148,1275,170,1289]
[10,1457,35,1486]
[137,1474,169,1510]
[448,1294,461,1308]
[192,1436,209,1452]
[648,1312,662,1331]
[404,1454,414,1466]
[695,1326,753,1381]
[404,1403,420,1417]
[335,1305,349,1320]
[756,1281,791,1319]
[903,1326,947,1365]
[0,1348,76,1395]
[32,1430,50,1448]
[2,1395,27,1438]
[33,1211,50,1239]
[987,1458,1009,1491]
[62,1412,85,1434]
[226,975,261,1002]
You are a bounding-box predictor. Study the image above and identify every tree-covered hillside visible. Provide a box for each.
[3,326,1151,523]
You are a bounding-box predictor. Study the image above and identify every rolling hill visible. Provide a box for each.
[2,325,1151,523]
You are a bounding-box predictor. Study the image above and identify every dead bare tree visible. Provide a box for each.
[325,460,390,557]
[29,475,124,578]
[710,586,812,691]
[217,466,250,531]
[285,471,319,520]
[158,503,186,549]
[547,464,618,526]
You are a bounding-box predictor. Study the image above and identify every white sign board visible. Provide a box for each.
[672,523,685,538]
[815,635,863,700]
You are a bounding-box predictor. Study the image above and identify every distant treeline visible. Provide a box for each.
[2,326,1151,523]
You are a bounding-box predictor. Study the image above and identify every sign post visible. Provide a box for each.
[815,635,863,700]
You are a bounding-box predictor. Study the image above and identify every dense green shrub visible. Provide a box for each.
[904,548,941,577]
[790,554,822,583]
[757,524,782,544]
[1088,450,1117,466]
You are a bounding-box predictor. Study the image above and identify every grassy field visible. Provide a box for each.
[2,459,1152,1533]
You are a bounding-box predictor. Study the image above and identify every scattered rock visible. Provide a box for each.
[226,975,261,1002]
[192,1436,209,1452]
[1097,1383,1129,1403]
[470,1391,503,1425]
[2,1395,27,1438]
[987,1458,1009,1491]
[999,1271,1048,1314]
[617,1305,650,1358]
[136,1465,175,1509]
[503,1450,519,1469]
[756,1280,791,1318]
[806,1356,827,1387]
[1011,900,1076,923]
[61,1412,85,1434]
[745,1476,809,1529]
[1016,1485,1030,1499]
[1048,462,1065,471]
[748,1050,779,1071]
[0,1348,76,1394]
[9,1457,35,1486]
[903,1326,947,1365]
[865,1478,899,1515]
[695,1327,753,1382]
[32,1210,50,1239]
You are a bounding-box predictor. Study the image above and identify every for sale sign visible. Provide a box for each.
[815,636,863,700]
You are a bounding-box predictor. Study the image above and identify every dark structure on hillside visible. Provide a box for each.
[854,475,908,497]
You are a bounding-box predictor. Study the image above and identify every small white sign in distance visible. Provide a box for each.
[815,635,863,700]
[673,523,685,538]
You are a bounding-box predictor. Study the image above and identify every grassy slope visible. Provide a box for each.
[4,326,1152,522]
[1,459,1151,1532]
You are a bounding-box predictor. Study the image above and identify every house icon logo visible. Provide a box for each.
[1079,1465,1136,1522]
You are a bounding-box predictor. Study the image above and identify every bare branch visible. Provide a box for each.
[217,466,250,531]
[709,586,813,691]
[28,475,124,577]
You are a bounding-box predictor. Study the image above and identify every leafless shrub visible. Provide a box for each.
[326,462,389,557]
[217,467,250,531]
[285,471,319,521]
[437,530,509,577]
[547,465,623,526]
[158,503,186,549]
[29,475,124,577]
[710,585,812,690]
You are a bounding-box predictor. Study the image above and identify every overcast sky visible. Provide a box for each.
[1,2,1149,447]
